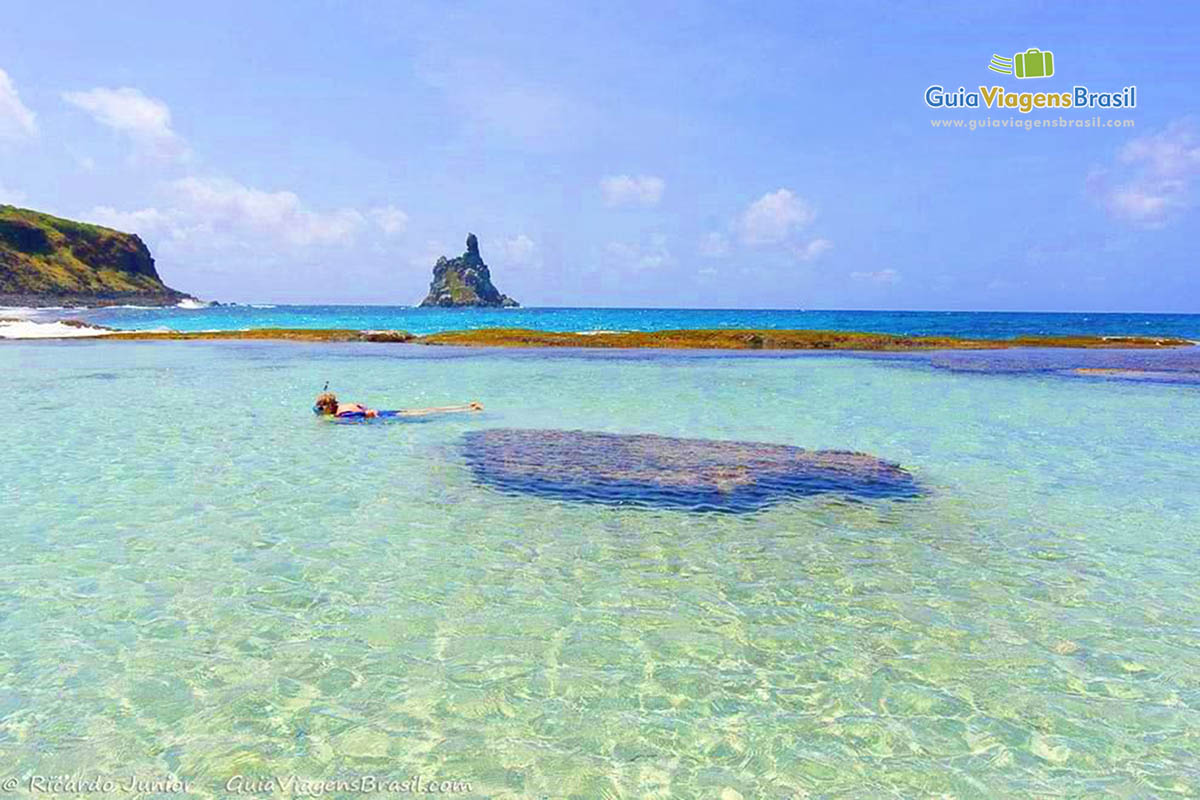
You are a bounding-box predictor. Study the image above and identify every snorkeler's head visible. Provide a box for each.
[314,392,338,415]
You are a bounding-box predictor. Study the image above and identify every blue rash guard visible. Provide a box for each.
[314,406,403,420]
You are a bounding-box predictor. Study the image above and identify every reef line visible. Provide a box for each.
[97,326,1193,351]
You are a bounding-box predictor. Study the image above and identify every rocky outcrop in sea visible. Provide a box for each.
[419,233,518,308]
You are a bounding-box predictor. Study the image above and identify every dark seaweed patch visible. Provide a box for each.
[927,346,1200,383]
[463,428,921,513]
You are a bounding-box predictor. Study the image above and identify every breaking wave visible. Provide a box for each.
[0,320,113,339]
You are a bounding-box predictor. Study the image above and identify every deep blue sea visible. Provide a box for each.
[30,304,1200,339]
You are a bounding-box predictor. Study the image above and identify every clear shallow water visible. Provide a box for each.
[22,304,1200,339]
[2,340,1199,798]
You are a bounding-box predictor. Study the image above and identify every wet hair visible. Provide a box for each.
[315,392,338,415]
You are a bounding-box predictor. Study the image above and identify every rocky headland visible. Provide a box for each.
[0,205,191,307]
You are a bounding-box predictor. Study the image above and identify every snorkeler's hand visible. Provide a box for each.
[469,401,483,411]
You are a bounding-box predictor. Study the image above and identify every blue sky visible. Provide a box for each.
[1,1,1197,309]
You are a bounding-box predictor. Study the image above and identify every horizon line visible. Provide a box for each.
[183,303,1200,316]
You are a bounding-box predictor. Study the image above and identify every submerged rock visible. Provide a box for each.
[418,233,519,308]
[463,428,920,512]
[928,346,1200,384]
[359,329,414,342]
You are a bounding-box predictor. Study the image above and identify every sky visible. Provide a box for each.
[0,0,1198,310]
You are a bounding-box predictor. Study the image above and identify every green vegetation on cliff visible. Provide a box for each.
[0,205,188,306]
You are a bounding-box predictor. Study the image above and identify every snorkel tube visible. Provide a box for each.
[313,381,329,415]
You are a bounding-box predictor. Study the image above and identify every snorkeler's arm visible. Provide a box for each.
[397,402,483,416]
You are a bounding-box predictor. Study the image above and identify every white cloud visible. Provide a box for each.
[1093,119,1200,227]
[702,190,830,260]
[600,174,665,207]
[737,188,815,245]
[0,68,37,140]
[1107,189,1170,223]
[850,268,900,285]
[604,234,672,271]
[171,177,364,245]
[796,238,833,262]
[698,231,731,258]
[88,176,402,252]
[370,206,409,236]
[498,233,539,267]
[62,86,188,161]
[1120,121,1200,175]
[88,205,174,235]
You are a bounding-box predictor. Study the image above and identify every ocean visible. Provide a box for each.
[6,303,1200,340]
[2,312,1199,797]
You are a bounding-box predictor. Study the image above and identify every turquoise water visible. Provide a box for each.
[3,340,1200,798]
[33,304,1200,339]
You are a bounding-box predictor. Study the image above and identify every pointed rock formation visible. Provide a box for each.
[418,233,519,308]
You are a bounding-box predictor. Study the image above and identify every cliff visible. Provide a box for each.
[0,205,190,307]
[419,233,518,308]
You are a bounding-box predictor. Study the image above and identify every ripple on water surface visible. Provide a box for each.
[2,341,1199,798]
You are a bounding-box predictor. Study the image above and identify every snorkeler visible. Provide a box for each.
[314,391,483,419]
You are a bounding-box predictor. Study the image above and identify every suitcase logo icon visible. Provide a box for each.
[988,48,1055,79]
